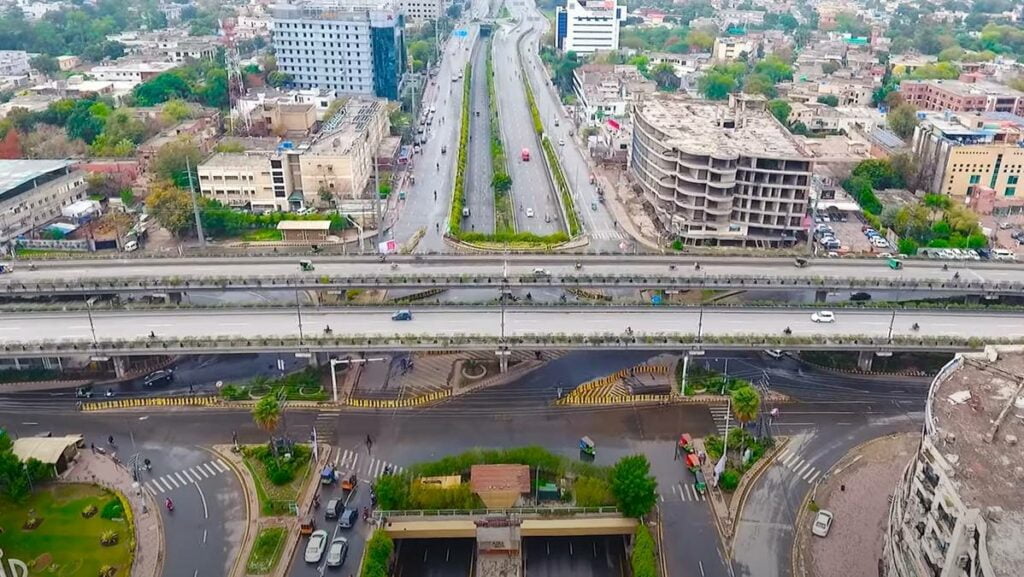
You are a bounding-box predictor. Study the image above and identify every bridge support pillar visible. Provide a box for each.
[814,289,828,303]
[310,352,329,368]
[496,349,510,374]
[965,294,981,305]
[857,351,874,372]
[113,356,128,379]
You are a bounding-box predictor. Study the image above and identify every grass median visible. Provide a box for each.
[241,444,312,516]
[246,526,287,574]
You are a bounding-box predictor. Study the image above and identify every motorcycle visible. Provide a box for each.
[784,327,792,335]
[912,323,920,331]
[669,264,676,271]
[165,498,174,512]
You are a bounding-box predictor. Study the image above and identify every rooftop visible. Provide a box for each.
[0,160,75,195]
[277,220,331,230]
[931,349,1024,576]
[903,78,1024,99]
[469,464,530,494]
[200,152,272,169]
[636,94,808,159]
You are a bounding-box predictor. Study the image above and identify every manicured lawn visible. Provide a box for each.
[239,229,283,242]
[242,444,312,516]
[246,526,287,574]
[0,483,133,576]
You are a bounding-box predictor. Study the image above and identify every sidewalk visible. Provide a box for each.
[64,449,163,577]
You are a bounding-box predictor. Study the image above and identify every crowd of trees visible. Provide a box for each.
[698,54,793,100]
[133,59,230,109]
[619,25,714,54]
[0,431,53,502]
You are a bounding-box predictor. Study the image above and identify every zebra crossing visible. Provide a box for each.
[143,460,229,495]
[709,405,734,437]
[336,449,404,480]
[590,230,624,241]
[776,449,822,485]
[668,482,707,503]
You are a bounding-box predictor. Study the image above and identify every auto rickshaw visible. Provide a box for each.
[579,436,596,457]
[794,257,808,268]
[693,469,707,495]
[320,465,338,485]
[887,257,903,270]
[299,516,316,536]
[300,260,315,272]
[341,473,357,492]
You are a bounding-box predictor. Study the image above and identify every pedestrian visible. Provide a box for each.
[841,484,846,492]
[90,442,95,454]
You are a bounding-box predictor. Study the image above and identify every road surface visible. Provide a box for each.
[0,306,1017,344]
[464,36,495,234]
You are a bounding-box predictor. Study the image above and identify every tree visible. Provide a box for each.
[767,99,792,125]
[251,395,282,451]
[685,29,715,51]
[852,158,903,189]
[21,124,87,158]
[699,71,738,100]
[753,55,793,83]
[373,474,410,510]
[0,129,21,159]
[134,72,193,106]
[151,138,202,189]
[909,62,960,80]
[821,61,840,75]
[742,73,776,98]
[30,54,59,75]
[267,70,293,88]
[199,68,229,109]
[145,182,194,237]
[887,103,919,140]
[161,99,193,124]
[492,172,512,193]
[627,54,650,76]
[0,430,52,502]
[610,455,658,518]
[890,152,920,191]
[650,62,681,92]
[731,385,760,425]
[816,94,839,107]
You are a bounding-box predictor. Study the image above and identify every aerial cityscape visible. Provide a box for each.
[0,0,1023,576]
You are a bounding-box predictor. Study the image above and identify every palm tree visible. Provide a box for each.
[731,385,761,427]
[252,395,281,454]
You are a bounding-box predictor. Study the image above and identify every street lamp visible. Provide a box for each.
[84,296,98,347]
[294,291,304,344]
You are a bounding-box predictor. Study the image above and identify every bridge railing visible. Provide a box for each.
[376,506,621,519]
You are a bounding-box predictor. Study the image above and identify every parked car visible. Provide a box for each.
[304,530,329,563]
[326,537,349,567]
[763,349,784,359]
[812,510,834,537]
[810,311,835,323]
[992,248,1016,261]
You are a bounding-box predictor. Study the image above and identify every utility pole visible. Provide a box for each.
[185,156,206,248]
[85,296,98,347]
[295,290,304,344]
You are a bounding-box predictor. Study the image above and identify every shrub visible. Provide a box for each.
[100,530,119,546]
[362,530,394,577]
[719,469,741,492]
[220,384,246,400]
[82,504,98,518]
[704,435,724,462]
[574,476,615,507]
[374,474,411,510]
[99,565,117,577]
[409,483,483,510]
[100,497,125,520]
[631,525,657,577]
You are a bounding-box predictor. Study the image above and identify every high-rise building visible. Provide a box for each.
[630,94,813,247]
[883,346,1024,577]
[910,111,1024,199]
[555,0,625,54]
[271,0,406,100]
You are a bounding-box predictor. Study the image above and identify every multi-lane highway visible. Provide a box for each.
[0,306,1018,345]
[464,36,496,234]
[4,255,1023,292]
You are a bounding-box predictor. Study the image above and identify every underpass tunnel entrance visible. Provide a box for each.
[394,538,475,577]
[523,536,626,577]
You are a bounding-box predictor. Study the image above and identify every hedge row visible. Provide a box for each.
[359,530,394,577]
[448,62,474,237]
[540,135,581,236]
[486,38,515,234]
[631,525,657,577]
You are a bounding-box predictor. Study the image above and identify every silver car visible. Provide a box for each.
[326,537,349,567]
[304,530,328,563]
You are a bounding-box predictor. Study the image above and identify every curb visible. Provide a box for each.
[726,435,791,557]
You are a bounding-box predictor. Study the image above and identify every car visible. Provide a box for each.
[992,248,1016,261]
[143,369,174,387]
[391,310,413,321]
[338,507,357,529]
[526,208,534,218]
[811,310,835,323]
[324,499,340,519]
[999,222,1013,229]
[826,251,840,258]
[976,248,992,259]
[812,510,834,537]
[326,537,349,567]
[849,292,872,302]
[558,138,565,146]
[764,349,783,359]
[304,530,329,563]
[532,267,550,277]
[876,252,893,259]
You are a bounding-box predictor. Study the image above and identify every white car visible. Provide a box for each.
[304,530,328,563]
[810,311,835,323]
[559,138,565,146]
[326,537,349,567]
[812,510,834,537]
[526,208,535,218]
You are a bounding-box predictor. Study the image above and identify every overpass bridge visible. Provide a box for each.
[2,254,1023,297]
[380,514,636,539]
[0,305,1014,359]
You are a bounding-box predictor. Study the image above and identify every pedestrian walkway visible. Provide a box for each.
[709,404,734,437]
[143,459,230,495]
[336,449,404,479]
[590,230,624,241]
[776,448,822,485]
[64,449,162,577]
[669,481,708,503]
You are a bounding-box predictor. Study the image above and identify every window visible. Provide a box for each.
[969,175,980,184]
[1010,175,1020,185]
[1007,187,1016,197]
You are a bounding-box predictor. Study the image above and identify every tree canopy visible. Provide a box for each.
[610,455,658,518]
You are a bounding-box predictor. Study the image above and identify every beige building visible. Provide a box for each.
[0,160,88,247]
[910,111,1024,199]
[884,346,1024,577]
[711,36,755,63]
[259,101,318,137]
[630,94,813,247]
[198,98,390,212]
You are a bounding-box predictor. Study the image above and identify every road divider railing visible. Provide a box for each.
[345,389,450,409]
[80,395,220,411]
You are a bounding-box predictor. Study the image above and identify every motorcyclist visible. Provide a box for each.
[784,327,792,335]
[912,322,920,331]
[165,498,173,510]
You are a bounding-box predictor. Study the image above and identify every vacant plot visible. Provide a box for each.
[0,483,133,576]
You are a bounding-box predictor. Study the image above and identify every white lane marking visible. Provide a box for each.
[215,459,229,472]
[163,475,179,489]
[802,466,819,482]
[780,451,795,467]
[192,466,207,480]
[152,478,168,493]
[794,462,812,477]
[201,463,217,476]
[807,471,821,485]
[196,483,208,519]
[174,472,188,486]
[181,469,196,483]
[146,484,157,496]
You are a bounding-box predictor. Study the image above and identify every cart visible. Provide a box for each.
[887,258,903,270]
[300,260,315,272]
[579,436,596,457]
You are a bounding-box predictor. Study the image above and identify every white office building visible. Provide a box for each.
[271,0,407,100]
[555,0,625,54]
[398,0,441,22]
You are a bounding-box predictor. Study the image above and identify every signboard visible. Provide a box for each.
[379,239,398,254]
[455,29,468,37]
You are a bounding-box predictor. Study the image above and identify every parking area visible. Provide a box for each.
[812,213,890,256]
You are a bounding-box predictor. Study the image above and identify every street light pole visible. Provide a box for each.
[85,296,98,347]
[294,291,304,344]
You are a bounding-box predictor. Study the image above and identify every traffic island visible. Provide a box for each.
[791,433,918,577]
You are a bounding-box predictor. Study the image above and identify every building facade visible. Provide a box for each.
[571,64,655,126]
[883,346,1024,577]
[271,0,406,100]
[900,79,1024,117]
[0,51,30,76]
[0,160,88,247]
[398,0,441,22]
[711,36,755,63]
[555,0,625,54]
[910,111,1024,198]
[630,94,813,247]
